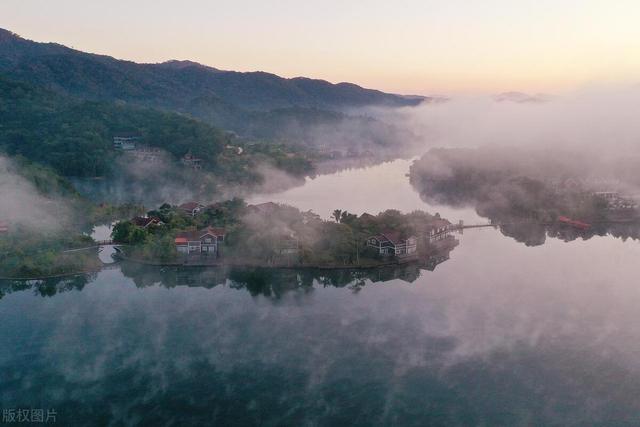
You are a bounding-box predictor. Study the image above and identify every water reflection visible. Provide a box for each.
[0,274,94,300]
[3,230,640,425]
[6,156,640,425]
[410,173,640,246]
[497,220,640,246]
[0,239,460,301]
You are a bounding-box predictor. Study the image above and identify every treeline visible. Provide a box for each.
[113,199,442,266]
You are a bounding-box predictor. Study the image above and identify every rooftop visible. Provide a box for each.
[175,226,226,242]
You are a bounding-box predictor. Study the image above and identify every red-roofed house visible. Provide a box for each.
[0,221,8,234]
[367,231,417,256]
[175,227,226,255]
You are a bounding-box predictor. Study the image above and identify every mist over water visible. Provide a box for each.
[5,81,640,425]
[3,157,640,424]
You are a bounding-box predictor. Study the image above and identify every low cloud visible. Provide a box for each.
[0,156,71,231]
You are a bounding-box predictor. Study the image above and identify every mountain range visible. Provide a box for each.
[0,28,426,136]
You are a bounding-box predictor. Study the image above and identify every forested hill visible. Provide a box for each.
[0,76,228,177]
[0,28,425,120]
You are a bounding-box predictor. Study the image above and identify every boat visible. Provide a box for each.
[557,216,591,230]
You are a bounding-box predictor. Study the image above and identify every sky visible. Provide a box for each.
[1,0,639,95]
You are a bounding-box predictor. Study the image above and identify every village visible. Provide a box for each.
[111,199,459,269]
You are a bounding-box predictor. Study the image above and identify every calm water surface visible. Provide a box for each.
[2,160,640,426]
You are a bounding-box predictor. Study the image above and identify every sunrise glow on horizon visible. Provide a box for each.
[2,0,639,95]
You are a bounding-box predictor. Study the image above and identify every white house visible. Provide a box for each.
[113,134,140,150]
[175,227,226,255]
[426,219,451,243]
[367,232,417,256]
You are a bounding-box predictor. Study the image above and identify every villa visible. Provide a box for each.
[276,235,300,256]
[426,219,451,243]
[182,151,203,170]
[175,227,226,256]
[367,231,417,256]
[113,133,140,150]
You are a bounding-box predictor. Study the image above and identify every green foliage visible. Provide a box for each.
[0,228,99,278]
[0,76,227,177]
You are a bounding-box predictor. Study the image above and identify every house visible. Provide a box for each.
[426,219,451,243]
[0,221,8,233]
[276,235,300,255]
[594,191,638,211]
[131,216,164,229]
[128,145,163,163]
[113,134,140,150]
[175,227,226,255]
[182,151,203,170]
[179,202,204,217]
[367,231,417,256]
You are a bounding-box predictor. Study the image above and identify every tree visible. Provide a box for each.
[112,221,134,243]
[332,209,342,223]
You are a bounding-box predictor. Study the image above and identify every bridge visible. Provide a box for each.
[95,240,115,245]
[62,240,121,253]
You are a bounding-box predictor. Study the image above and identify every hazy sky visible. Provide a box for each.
[1,0,639,95]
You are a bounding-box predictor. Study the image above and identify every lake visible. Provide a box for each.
[2,159,640,426]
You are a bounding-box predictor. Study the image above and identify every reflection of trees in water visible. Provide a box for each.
[409,157,640,246]
[1,241,460,299]
[0,273,94,300]
[118,241,459,298]
[494,221,640,247]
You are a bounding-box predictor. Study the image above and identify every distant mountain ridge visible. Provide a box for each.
[0,28,426,116]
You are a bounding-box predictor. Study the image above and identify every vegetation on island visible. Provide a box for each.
[0,157,146,278]
[409,147,640,246]
[112,199,448,267]
[0,29,429,278]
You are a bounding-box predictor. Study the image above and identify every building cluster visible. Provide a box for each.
[594,191,639,211]
[113,134,163,162]
[113,135,205,169]
[169,202,301,258]
[127,200,454,263]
